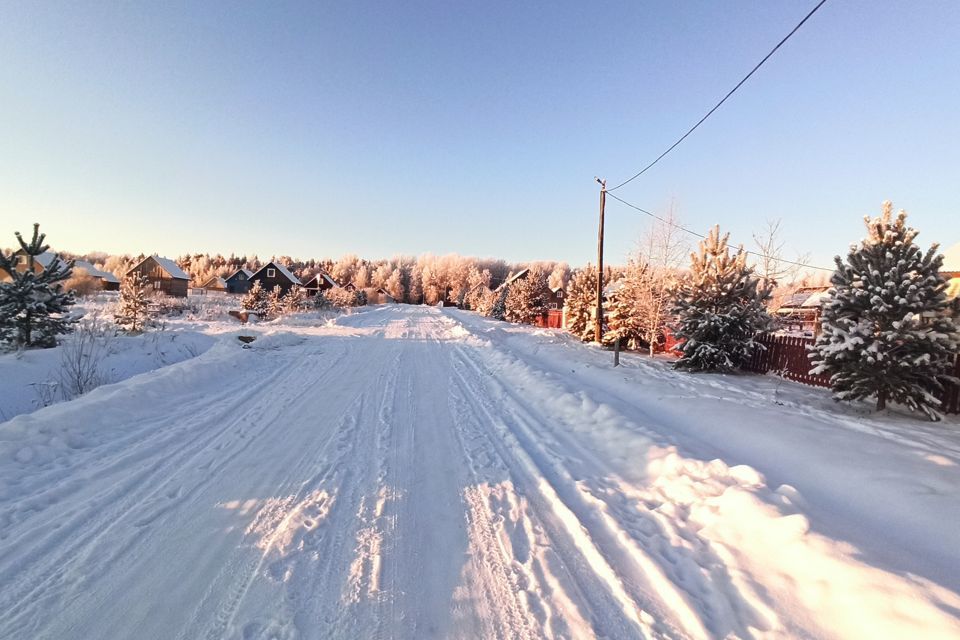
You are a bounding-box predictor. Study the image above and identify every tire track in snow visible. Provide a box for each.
[448,341,700,639]
[0,338,349,638]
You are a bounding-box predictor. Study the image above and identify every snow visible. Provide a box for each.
[0,306,958,638]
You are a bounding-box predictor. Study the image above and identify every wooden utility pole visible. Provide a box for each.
[595,177,606,343]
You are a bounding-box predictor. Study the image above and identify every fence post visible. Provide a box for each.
[614,338,620,367]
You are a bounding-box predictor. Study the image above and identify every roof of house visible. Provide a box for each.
[201,276,228,289]
[74,260,120,283]
[776,286,831,314]
[943,242,960,272]
[225,268,253,281]
[129,255,190,280]
[302,271,337,288]
[251,261,300,284]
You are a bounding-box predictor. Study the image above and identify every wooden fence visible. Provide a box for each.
[745,333,960,414]
[534,309,564,329]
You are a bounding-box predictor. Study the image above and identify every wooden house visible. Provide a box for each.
[225,268,253,294]
[374,287,396,304]
[248,261,301,295]
[301,271,337,295]
[545,286,565,310]
[2,251,121,291]
[342,282,357,292]
[1,250,62,282]
[199,276,228,294]
[73,259,121,291]
[775,286,831,335]
[127,256,191,297]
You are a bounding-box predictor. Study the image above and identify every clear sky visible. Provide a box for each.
[1,1,958,269]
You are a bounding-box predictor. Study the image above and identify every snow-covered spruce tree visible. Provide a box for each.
[671,225,772,371]
[602,260,649,350]
[115,273,152,333]
[0,224,77,348]
[564,266,598,342]
[241,280,269,317]
[313,291,332,310]
[282,285,308,314]
[489,285,509,320]
[810,202,960,420]
[505,267,549,324]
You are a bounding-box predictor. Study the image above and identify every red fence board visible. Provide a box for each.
[745,334,959,414]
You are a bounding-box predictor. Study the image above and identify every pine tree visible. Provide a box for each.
[241,280,269,317]
[811,202,960,420]
[115,273,152,333]
[0,224,77,348]
[671,225,772,371]
[490,285,509,320]
[565,266,598,341]
[602,261,649,350]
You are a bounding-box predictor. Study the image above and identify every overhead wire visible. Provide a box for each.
[607,0,829,193]
[605,191,835,272]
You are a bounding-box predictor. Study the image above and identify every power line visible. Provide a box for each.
[608,0,829,193]
[605,191,834,272]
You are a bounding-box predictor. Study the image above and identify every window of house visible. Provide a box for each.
[557,290,563,298]
[267,268,276,278]
[153,281,161,290]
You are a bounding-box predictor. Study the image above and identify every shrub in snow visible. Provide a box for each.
[0,224,77,349]
[282,285,309,313]
[241,281,270,317]
[564,266,598,341]
[325,286,366,308]
[115,273,152,333]
[811,202,960,420]
[266,285,284,318]
[671,225,772,372]
[313,292,332,310]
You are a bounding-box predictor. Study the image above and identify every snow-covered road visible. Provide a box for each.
[1,306,958,639]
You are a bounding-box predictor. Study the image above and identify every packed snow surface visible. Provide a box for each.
[0,306,958,639]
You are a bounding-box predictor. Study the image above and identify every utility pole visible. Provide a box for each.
[595,177,606,344]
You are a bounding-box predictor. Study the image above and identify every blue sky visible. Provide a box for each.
[1,1,957,268]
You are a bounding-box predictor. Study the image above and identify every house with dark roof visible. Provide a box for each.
[225,268,253,294]
[248,261,301,295]
[127,255,191,297]
[301,271,337,295]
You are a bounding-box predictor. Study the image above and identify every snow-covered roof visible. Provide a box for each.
[74,260,120,283]
[777,287,830,313]
[201,276,228,289]
[31,251,57,268]
[942,242,960,272]
[226,268,253,281]
[302,271,337,288]
[251,261,300,284]
[148,256,190,280]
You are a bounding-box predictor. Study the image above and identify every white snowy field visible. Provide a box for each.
[0,306,958,639]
